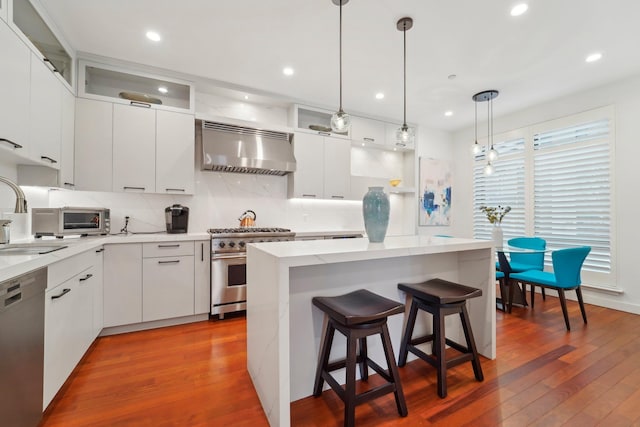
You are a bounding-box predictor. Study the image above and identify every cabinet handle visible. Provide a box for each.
[43,58,60,73]
[318,131,331,136]
[41,156,58,164]
[123,186,145,191]
[165,188,186,192]
[364,137,375,142]
[395,142,407,147]
[158,260,180,264]
[302,194,317,198]
[158,244,180,248]
[51,288,71,299]
[201,242,204,262]
[130,101,151,108]
[95,248,105,253]
[330,195,345,199]
[0,138,23,149]
[64,182,75,187]
[79,274,93,282]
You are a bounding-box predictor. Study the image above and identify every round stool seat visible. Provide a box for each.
[312,289,405,326]
[398,278,482,305]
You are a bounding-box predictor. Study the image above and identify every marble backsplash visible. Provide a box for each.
[12,170,410,239]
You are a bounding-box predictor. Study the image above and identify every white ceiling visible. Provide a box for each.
[39,0,640,132]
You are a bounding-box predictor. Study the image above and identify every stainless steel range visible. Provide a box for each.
[208,227,295,318]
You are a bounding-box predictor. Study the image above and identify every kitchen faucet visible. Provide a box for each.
[0,176,28,213]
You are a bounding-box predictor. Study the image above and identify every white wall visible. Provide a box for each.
[451,73,640,314]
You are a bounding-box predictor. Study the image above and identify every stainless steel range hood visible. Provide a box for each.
[199,120,296,175]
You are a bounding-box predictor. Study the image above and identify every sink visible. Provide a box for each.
[0,244,68,256]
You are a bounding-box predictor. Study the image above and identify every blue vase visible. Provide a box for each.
[362,186,390,243]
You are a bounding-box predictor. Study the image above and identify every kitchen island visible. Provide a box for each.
[246,235,495,427]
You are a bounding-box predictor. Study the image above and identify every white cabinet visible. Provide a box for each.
[350,116,386,147]
[0,0,7,22]
[74,98,113,191]
[194,240,210,314]
[112,104,156,193]
[143,255,194,321]
[73,99,195,194]
[323,137,351,199]
[103,243,143,327]
[289,132,351,199]
[29,53,61,168]
[156,110,195,194]
[44,247,103,409]
[0,19,30,155]
[92,246,105,338]
[59,87,75,188]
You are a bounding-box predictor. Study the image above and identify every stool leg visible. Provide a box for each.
[344,333,358,427]
[398,300,418,367]
[313,316,335,397]
[460,305,484,382]
[380,323,408,417]
[434,307,447,398]
[358,337,368,381]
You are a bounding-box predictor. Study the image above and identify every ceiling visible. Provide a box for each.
[39,0,640,132]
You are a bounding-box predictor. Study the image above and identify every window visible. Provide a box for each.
[473,106,614,286]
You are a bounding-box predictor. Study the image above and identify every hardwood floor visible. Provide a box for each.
[42,297,640,426]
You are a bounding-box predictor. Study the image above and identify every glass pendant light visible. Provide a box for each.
[472,90,499,175]
[330,0,351,133]
[396,17,414,146]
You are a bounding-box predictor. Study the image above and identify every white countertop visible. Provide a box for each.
[293,229,364,238]
[248,235,492,267]
[0,232,210,282]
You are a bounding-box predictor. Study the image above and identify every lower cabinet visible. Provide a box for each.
[103,243,143,327]
[43,248,102,409]
[143,255,194,322]
[194,240,211,314]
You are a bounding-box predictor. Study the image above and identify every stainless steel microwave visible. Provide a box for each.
[32,207,110,238]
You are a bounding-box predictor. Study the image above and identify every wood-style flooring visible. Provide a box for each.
[41,296,640,426]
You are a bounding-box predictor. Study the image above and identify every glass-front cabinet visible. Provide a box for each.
[9,0,74,88]
[78,60,195,113]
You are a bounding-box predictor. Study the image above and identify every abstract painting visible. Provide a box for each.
[419,157,452,226]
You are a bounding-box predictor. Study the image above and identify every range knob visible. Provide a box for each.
[218,242,225,248]
[229,241,235,248]
[239,241,246,248]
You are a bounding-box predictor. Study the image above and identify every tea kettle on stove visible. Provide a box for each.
[238,210,256,227]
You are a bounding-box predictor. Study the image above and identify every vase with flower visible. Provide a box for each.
[480,205,511,247]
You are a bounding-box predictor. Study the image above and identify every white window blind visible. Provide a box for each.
[473,137,526,241]
[533,119,611,274]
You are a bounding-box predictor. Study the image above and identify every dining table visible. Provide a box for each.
[496,245,549,312]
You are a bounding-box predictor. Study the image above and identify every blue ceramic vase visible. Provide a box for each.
[362,186,390,243]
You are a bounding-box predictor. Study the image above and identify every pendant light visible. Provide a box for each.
[472,90,499,175]
[396,17,414,146]
[330,0,351,133]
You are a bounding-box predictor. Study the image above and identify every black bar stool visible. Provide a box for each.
[397,278,484,398]
[312,289,408,427]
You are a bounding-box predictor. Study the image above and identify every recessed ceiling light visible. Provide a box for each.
[244,95,249,100]
[283,67,294,76]
[375,92,385,100]
[146,31,161,42]
[444,111,453,117]
[510,3,528,16]
[158,86,168,94]
[586,52,603,63]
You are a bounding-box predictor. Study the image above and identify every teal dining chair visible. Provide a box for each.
[496,237,547,311]
[509,246,591,331]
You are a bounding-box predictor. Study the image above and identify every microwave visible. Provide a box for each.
[32,207,110,238]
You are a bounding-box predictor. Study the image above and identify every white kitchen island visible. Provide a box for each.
[246,235,495,427]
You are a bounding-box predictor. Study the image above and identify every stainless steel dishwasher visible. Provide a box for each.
[0,267,46,427]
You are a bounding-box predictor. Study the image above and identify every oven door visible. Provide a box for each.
[211,253,247,316]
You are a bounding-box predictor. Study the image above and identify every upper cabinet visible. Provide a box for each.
[0,18,30,155]
[290,104,350,139]
[79,60,195,113]
[350,116,386,148]
[9,0,74,90]
[29,52,61,168]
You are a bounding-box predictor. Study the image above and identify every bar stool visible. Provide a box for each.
[397,278,484,398]
[312,289,408,427]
